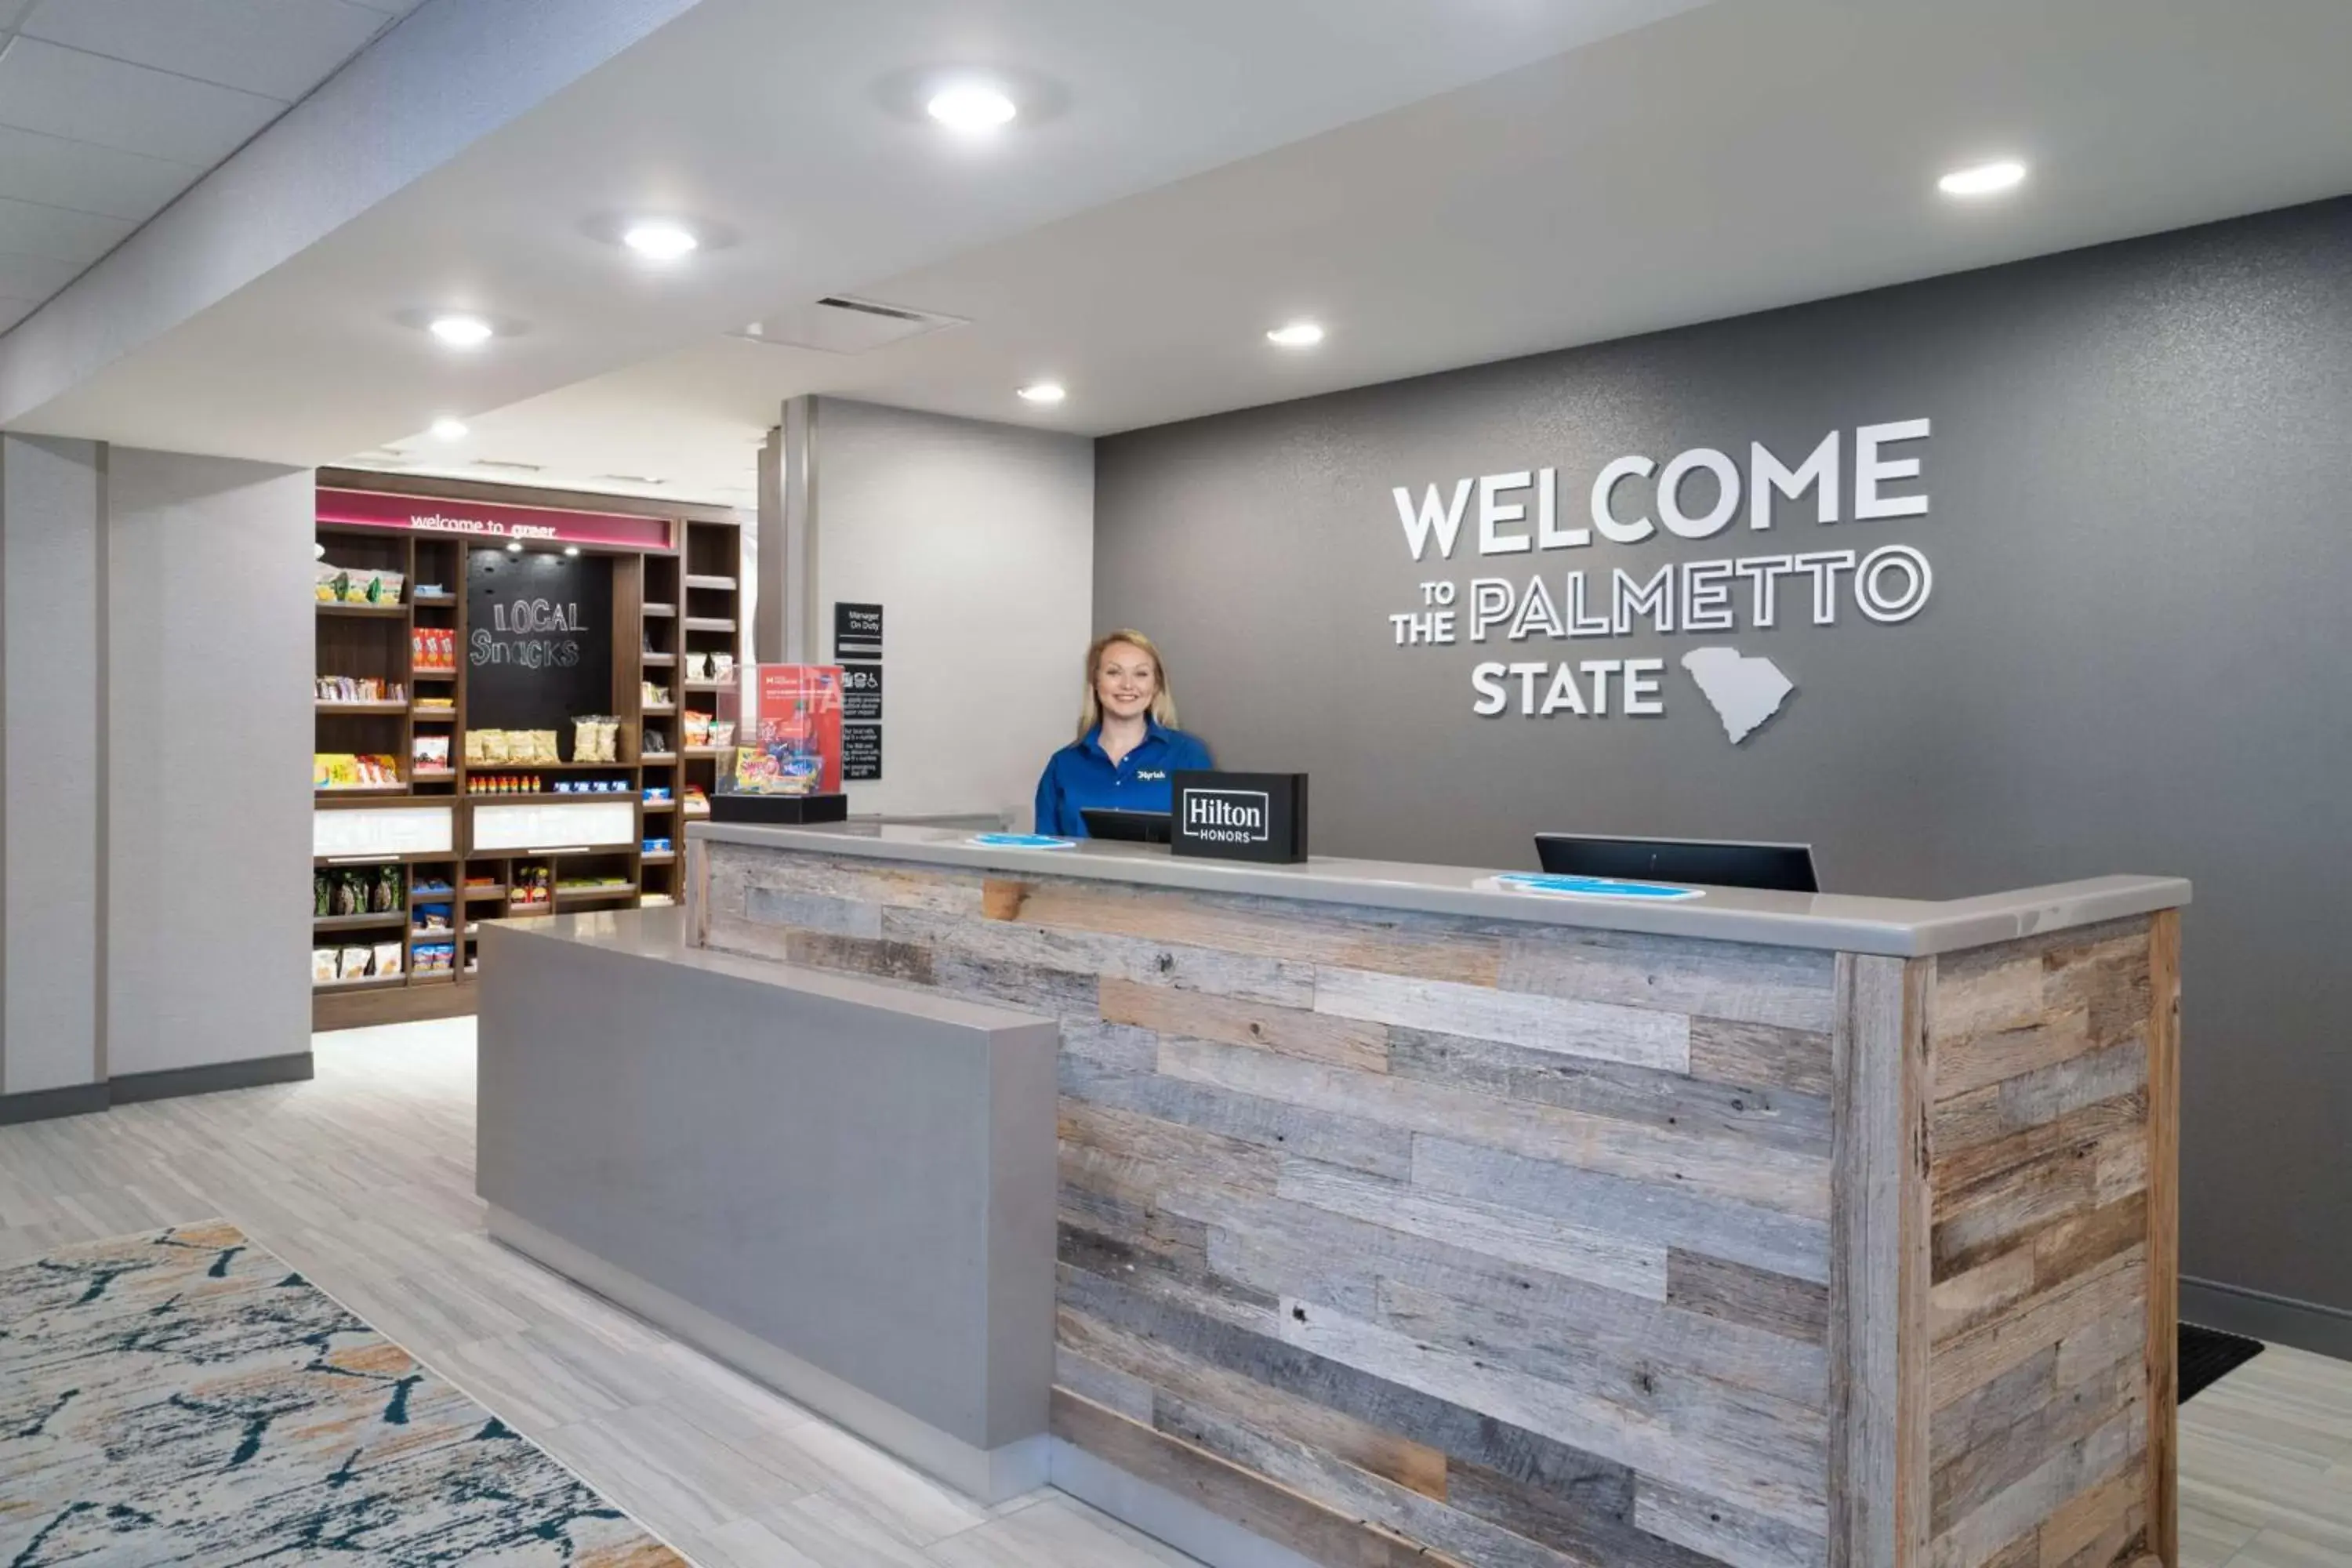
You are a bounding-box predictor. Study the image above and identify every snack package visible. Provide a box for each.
[710,720,736,748]
[480,729,512,764]
[331,873,360,917]
[644,728,670,755]
[413,735,450,769]
[315,564,344,603]
[372,942,404,978]
[532,730,560,764]
[313,949,338,982]
[314,871,330,916]
[373,866,401,913]
[683,711,711,746]
[373,569,405,605]
[711,652,735,682]
[572,716,598,765]
[339,946,373,979]
[684,653,708,681]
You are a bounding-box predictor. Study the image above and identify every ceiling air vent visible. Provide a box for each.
[731,294,967,356]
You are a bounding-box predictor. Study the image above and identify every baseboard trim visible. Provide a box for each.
[0,1081,111,1126]
[1049,1438,1322,1568]
[108,1052,314,1105]
[0,1054,313,1126]
[487,1204,1050,1504]
[2181,1273,2352,1363]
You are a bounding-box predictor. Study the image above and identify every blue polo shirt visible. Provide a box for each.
[1034,720,1214,837]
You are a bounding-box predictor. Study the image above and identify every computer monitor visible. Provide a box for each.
[1534,833,1820,893]
[1081,808,1172,845]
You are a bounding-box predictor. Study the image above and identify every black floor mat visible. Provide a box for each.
[2180,1320,2264,1403]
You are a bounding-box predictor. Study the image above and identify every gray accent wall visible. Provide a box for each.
[106,449,314,1079]
[1095,196,2352,1323]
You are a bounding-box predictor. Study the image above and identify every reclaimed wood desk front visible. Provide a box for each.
[688,822,2187,1568]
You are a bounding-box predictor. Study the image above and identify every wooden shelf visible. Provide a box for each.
[641,705,676,716]
[642,604,677,618]
[683,746,728,757]
[413,670,459,681]
[314,912,407,932]
[557,885,640,905]
[640,753,678,765]
[312,973,406,993]
[641,852,676,865]
[641,799,675,811]
[684,574,737,590]
[318,602,407,619]
[683,617,735,632]
[411,708,458,720]
[314,783,410,796]
[409,971,459,987]
[641,652,676,666]
[316,701,408,714]
[463,791,637,805]
[410,768,456,781]
[461,885,508,902]
[408,926,459,943]
[683,680,724,691]
[412,593,456,606]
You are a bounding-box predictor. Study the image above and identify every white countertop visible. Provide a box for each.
[686,822,2189,957]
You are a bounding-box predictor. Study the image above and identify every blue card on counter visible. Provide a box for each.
[1489,872,1704,901]
[969,833,1077,850]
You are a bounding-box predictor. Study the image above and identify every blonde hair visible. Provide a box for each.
[1076,629,1178,739]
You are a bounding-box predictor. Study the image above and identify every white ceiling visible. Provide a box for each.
[442,0,2352,503]
[10,0,1696,476]
[0,0,419,333]
[9,0,2352,507]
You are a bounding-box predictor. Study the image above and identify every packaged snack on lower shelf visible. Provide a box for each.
[640,893,677,908]
[682,710,712,746]
[412,735,450,771]
[311,949,337,982]
[412,877,454,897]
[337,946,374,980]
[641,838,672,854]
[412,902,454,932]
[683,786,710,816]
[410,626,456,673]
[643,785,672,803]
[314,753,402,789]
[372,942,403,978]
[569,715,620,764]
[412,942,457,974]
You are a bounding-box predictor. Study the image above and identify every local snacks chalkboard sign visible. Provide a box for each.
[466,548,613,740]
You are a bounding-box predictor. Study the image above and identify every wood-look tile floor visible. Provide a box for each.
[2180,1339,2352,1567]
[0,1020,1200,1568]
[3,1021,2344,1568]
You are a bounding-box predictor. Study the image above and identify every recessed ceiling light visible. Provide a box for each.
[1017,381,1067,405]
[622,220,699,260]
[563,546,581,557]
[1937,159,2027,198]
[927,83,1018,132]
[1266,321,1325,348]
[428,314,495,347]
[505,540,524,553]
[429,416,468,441]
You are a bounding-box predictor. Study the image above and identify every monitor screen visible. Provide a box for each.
[1534,833,1819,893]
[1081,808,1172,845]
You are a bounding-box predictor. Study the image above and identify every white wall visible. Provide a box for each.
[0,434,104,1096]
[811,400,1093,825]
[105,448,313,1077]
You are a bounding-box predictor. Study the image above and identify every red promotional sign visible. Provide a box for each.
[317,488,674,550]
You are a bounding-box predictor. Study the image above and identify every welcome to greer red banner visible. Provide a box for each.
[318,488,674,550]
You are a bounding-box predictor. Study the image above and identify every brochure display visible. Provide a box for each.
[710,665,849,824]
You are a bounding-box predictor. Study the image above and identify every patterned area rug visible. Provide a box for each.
[0,1221,688,1566]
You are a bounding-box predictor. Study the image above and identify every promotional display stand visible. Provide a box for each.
[709,664,848,824]
[310,472,744,1029]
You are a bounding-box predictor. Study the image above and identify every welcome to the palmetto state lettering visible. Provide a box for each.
[1385,420,1936,717]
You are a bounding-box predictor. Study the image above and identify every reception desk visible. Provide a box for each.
[673,822,2187,1568]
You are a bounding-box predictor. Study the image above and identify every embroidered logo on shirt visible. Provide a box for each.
[1135,770,1167,781]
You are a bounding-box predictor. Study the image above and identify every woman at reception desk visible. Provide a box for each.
[673,813,2188,1568]
[1033,629,1212,837]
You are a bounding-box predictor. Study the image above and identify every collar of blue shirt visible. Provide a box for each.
[1081,718,1171,764]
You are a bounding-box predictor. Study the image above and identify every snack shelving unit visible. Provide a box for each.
[311,471,743,1030]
